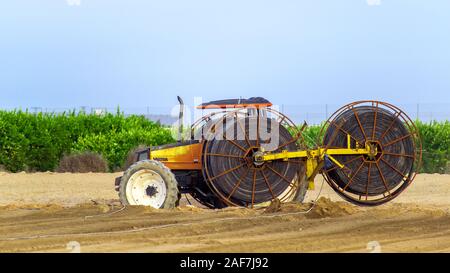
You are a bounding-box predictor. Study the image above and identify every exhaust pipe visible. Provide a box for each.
[177,96,184,142]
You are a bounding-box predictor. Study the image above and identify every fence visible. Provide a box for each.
[4,103,449,126]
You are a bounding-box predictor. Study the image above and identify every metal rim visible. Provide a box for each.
[190,109,231,140]
[319,100,422,206]
[201,107,306,208]
[125,169,167,208]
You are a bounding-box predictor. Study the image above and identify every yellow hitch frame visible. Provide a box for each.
[256,135,372,190]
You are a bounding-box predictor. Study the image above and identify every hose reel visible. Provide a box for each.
[195,101,421,208]
[201,109,307,207]
[321,101,422,206]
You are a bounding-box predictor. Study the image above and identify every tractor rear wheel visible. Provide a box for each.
[119,160,180,209]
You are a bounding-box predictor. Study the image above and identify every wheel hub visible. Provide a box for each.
[125,169,167,208]
[364,140,382,162]
[244,147,265,168]
[252,150,265,167]
[145,185,159,197]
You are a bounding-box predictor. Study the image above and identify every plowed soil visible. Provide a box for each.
[0,172,449,253]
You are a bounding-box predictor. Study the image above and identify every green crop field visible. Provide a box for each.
[0,110,174,172]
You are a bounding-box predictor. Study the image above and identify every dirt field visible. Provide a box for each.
[0,172,449,253]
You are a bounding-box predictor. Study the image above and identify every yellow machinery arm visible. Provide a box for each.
[255,135,374,190]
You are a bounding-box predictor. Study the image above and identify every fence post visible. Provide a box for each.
[416,103,420,120]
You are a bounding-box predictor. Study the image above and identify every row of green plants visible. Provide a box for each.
[301,120,450,174]
[0,110,174,172]
[415,120,450,173]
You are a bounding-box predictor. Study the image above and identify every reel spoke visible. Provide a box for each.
[256,114,260,146]
[260,169,276,200]
[380,111,402,140]
[251,170,257,208]
[372,102,378,140]
[227,168,251,201]
[209,163,246,181]
[382,152,414,158]
[380,157,409,180]
[375,162,391,195]
[266,165,295,188]
[383,133,413,147]
[223,133,248,152]
[236,112,252,148]
[342,160,365,192]
[351,107,368,142]
[365,162,372,200]
[326,120,363,145]
[206,153,245,159]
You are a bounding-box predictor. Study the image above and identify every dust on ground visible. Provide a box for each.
[0,172,449,252]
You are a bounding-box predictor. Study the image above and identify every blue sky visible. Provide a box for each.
[1,0,449,112]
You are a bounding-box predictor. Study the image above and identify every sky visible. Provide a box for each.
[1,0,449,114]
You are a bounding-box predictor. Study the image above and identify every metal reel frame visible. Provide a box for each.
[318,100,422,206]
[200,107,307,208]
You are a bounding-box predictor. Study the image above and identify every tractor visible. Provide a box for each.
[115,97,421,209]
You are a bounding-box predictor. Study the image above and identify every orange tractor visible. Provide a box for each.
[115,97,421,209]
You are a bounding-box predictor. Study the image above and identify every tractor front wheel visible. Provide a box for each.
[119,160,179,209]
